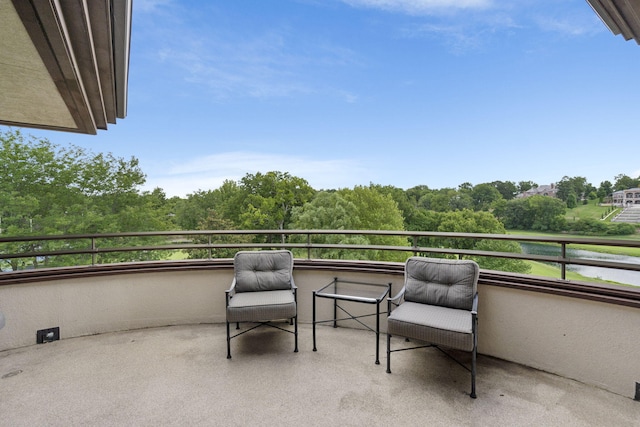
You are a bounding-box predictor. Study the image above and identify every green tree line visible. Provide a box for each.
[1,130,638,272]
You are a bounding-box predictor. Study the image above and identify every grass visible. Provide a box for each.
[564,199,618,222]
[525,260,623,285]
[167,250,189,260]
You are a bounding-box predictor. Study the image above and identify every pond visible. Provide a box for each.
[519,242,640,287]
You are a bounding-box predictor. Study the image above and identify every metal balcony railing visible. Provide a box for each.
[2,230,640,281]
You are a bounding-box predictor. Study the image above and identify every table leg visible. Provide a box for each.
[375,298,380,364]
[313,291,317,351]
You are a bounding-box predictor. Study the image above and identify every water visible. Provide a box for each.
[519,242,640,287]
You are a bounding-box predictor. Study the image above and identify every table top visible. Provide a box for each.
[314,278,390,303]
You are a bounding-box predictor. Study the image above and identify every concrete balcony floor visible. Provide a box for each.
[1,323,638,426]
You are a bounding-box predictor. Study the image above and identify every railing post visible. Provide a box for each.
[208,234,212,259]
[306,233,311,260]
[91,237,96,265]
[561,243,566,280]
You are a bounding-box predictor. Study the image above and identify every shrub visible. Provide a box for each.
[606,223,637,236]
[568,218,636,235]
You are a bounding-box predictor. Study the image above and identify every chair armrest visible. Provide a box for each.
[290,277,297,291]
[388,286,406,304]
[387,286,406,314]
[226,278,237,297]
[471,293,478,316]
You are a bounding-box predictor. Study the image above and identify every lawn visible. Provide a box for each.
[167,250,189,260]
[525,260,624,285]
[564,200,618,222]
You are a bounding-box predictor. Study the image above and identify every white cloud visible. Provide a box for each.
[404,23,483,53]
[341,0,493,14]
[144,16,361,101]
[164,31,316,99]
[534,15,601,37]
[142,152,368,197]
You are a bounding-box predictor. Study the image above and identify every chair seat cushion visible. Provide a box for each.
[227,290,296,323]
[388,302,474,351]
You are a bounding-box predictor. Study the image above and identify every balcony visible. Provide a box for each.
[1,231,640,424]
[2,323,638,426]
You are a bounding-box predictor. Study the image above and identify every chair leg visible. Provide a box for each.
[470,344,477,398]
[226,321,232,359]
[294,316,299,353]
[236,322,240,330]
[386,333,391,373]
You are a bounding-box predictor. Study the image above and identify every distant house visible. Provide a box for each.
[516,184,558,199]
[612,188,640,206]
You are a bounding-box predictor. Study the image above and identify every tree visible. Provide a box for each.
[517,181,537,193]
[419,188,472,212]
[555,176,589,203]
[213,179,244,225]
[175,189,221,230]
[584,183,597,200]
[338,186,405,232]
[613,174,640,191]
[0,129,168,270]
[471,183,503,211]
[421,209,530,273]
[405,185,430,206]
[472,239,531,274]
[238,171,315,232]
[291,186,409,261]
[491,180,519,200]
[436,210,505,249]
[187,210,252,259]
[458,182,473,192]
[291,191,359,230]
[597,180,613,203]
[289,191,369,259]
[500,195,566,231]
[527,195,567,232]
[371,184,413,217]
[566,192,578,209]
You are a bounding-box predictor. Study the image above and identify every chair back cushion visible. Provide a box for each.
[404,257,479,310]
[234,250,293,292]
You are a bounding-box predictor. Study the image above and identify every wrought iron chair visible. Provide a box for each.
[225,250,298,359]
[386,257,479,398]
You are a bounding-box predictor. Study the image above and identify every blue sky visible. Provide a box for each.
[18,0,640,197]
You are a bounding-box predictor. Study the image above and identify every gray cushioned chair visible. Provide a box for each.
[386,256,479,398]
[225,250,298,359]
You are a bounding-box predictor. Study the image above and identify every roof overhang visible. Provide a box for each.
[0,1,635,136]
[587,0,640,44]
[0,0,132,135]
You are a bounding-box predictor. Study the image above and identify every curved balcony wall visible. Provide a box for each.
[1,259,639,400]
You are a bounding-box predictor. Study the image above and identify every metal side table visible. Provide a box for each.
[313,277,391,364]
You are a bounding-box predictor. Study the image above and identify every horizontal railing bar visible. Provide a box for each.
[2,230,640,278]
[2,229,640,248]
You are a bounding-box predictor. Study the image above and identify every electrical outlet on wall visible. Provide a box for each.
[36,327,60,344]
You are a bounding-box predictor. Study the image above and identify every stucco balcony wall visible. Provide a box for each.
[0,261,639,400]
